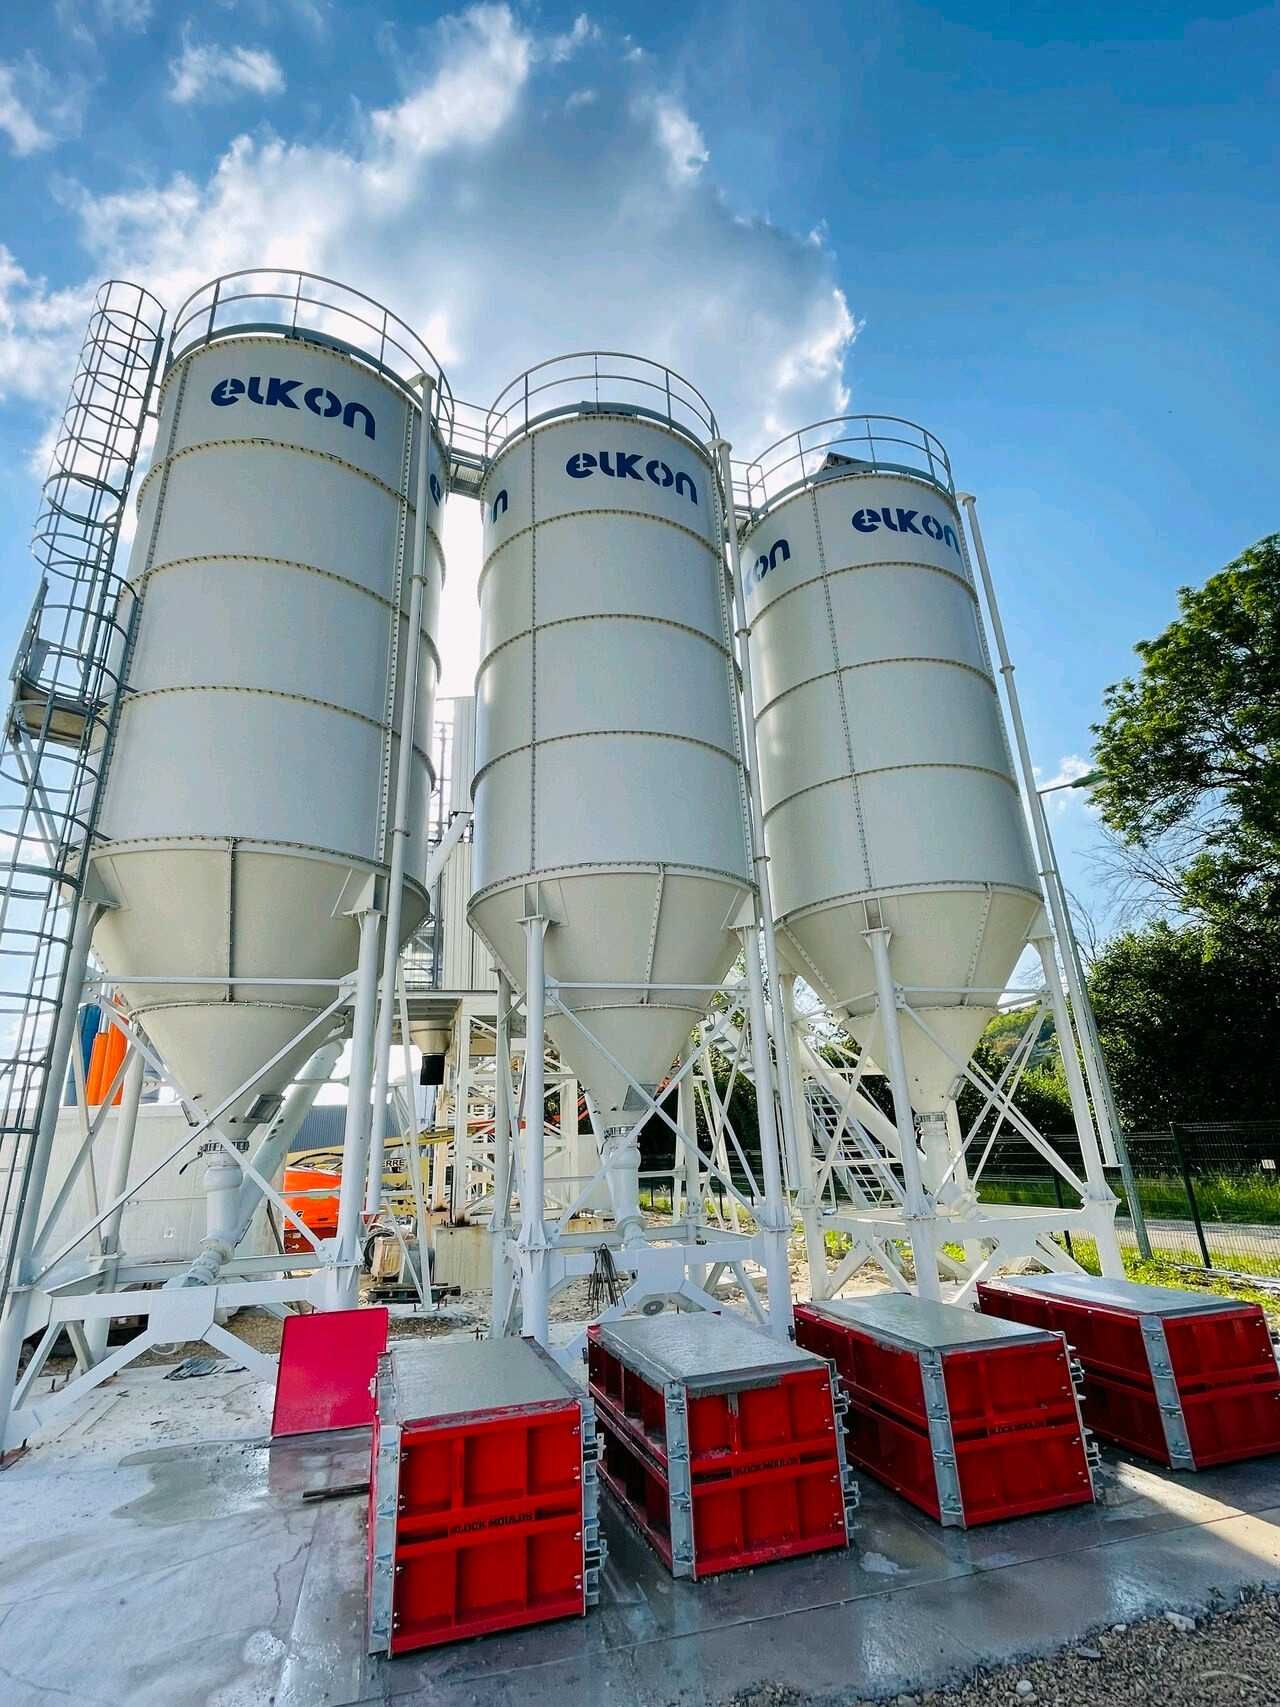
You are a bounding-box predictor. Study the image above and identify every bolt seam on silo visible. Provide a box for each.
[468,859,749,903]
[135,437,428,519]
[808,483,874,892]
[476,612,734,670]
[962,886,996,997]
[136,554,445,678]
[754,655,1003,722]
[762,762,1035,824]
[377,400,417,863]
[468,728,746,793]
[477,505,723,594]
[117,684,436,764]
[748,555,981,615]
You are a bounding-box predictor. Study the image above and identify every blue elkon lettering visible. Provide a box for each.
[851,506,959,553]
[565,450,698,506]
[744,537,790,595]
[210,376,376,441]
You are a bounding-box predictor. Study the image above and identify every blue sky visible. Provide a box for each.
[1,0,1276,933]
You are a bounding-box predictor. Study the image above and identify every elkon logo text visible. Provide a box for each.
[565,450,698,506]
[852,505,959,553]
[210,377,376,441]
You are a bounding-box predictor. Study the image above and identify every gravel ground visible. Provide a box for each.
[727,1590,1280,1707]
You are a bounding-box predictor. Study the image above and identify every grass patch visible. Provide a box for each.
[978,1171,1280,1224]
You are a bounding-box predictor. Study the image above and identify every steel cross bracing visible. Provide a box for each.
[486,963,795,1367]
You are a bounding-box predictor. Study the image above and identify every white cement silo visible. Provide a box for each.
[740,425,1041,1145]
[468,358,753,1255]
[91,283,449,1135]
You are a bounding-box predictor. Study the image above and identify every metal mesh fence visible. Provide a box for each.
[977,1122,1280,1281]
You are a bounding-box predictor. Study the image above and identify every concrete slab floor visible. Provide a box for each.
[3,1366,1280,1707]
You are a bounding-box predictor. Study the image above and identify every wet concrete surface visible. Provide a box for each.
[3,1367,1280,1705]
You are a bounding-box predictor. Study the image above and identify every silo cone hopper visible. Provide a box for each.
[470,868,747,1136]
[783,883,1039,1133]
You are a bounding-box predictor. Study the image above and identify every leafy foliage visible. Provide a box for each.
[1090,533,1280,946]
[1088,919,1280,1127]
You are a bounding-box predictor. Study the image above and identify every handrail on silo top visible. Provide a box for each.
[484,351,718,462]
[740,415,954,519]
[166,269,454,449]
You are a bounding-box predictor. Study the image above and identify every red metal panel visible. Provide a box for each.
[588,1324,850,1578]
[978,1281,1280,1469]
[385,1396,587,1652]
[271,1306,388,1437]
[595,1403,675,1571]
[797,1301,1093,1527]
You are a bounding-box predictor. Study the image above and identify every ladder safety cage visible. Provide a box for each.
[0,280,165,1299]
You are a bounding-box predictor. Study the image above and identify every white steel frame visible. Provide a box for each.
[486,945,795,1361]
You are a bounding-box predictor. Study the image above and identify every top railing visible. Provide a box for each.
[484,352,718,460]
[736,415,954,518]
[166,269,454,445]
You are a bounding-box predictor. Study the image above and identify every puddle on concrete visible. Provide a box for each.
[114,1439,272,1523]
[859,1550,904,1576]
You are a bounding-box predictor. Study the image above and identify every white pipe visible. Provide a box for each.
[712,437,804,1189]
[329,906,383,1310]
[396,968,433,1307]
[0,900,98,1448]
[490,972,514,1333]
[959,493,1119,1206]
[865,925,942,1300]
[367,375,438,1216]
[741,927,794,1338]
[519,918,550,1344]
[85,1045,145,1360]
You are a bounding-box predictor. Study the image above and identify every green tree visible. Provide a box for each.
[1090,534,1280,947]
[1088,920,1280,1128]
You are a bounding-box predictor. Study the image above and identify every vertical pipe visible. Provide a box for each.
[328,906,382,1310]
[367,375,437,1215]
[712,439,803,1188]
[741,927,794,1337]
[959,497,1119,1184]
[0,899,98,1448]
[448,1010,471,1222]
[84,1043,145,1361]
[490,972,514,1334]
[1033,935,1104,1191]
[519,918,550,1344]
[864,925,942,1300]
[396,969,432,1307]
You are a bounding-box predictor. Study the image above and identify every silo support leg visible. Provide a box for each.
[780,976,828,1300]
[864,926,943,1301]
[518,915,551,1346]
[490,973,516,1335]
[740,928,794,1340]
[325,905,383,1312]
[85,1045,146,1362]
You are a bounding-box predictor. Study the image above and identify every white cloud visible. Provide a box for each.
[648,96,710,184]
[549,14,598,63]
[7,3,856,691]
[168,40,286,105]
[0,56,86,156]
[99,0,153,26]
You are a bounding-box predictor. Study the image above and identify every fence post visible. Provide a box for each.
[1169,1122,1211,1268]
